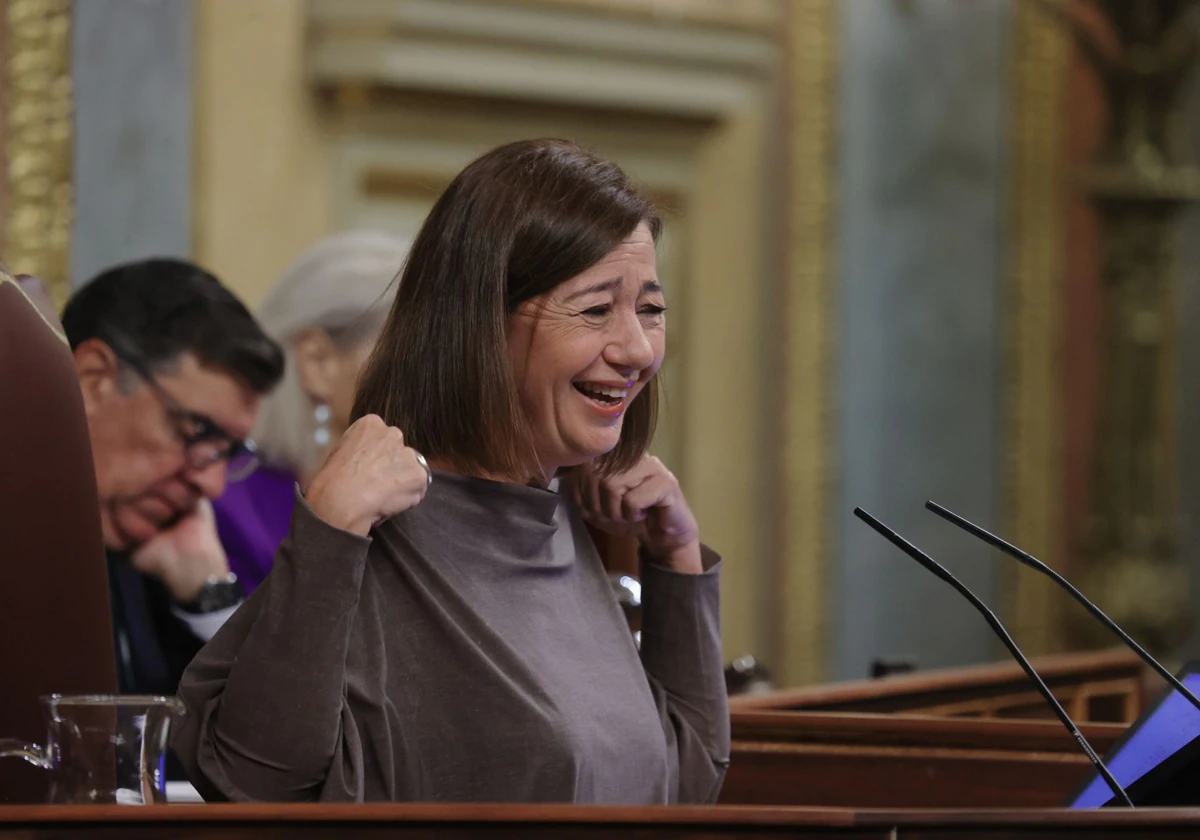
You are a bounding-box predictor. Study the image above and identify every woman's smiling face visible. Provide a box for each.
[507,222,665,481]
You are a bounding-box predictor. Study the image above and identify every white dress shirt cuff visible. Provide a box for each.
[171,602,241,642]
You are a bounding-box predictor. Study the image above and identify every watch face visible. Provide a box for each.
[207,581,244,610]
[181,579,243,614]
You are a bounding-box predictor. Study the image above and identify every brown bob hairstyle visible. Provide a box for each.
[352,138,662,482]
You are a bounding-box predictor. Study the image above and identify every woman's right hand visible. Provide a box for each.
[303,415,431,536]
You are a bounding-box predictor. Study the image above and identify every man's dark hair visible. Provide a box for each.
[62,258,284,393]
[354,138,661,481]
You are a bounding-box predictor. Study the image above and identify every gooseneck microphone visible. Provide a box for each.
[925,500,1200,715]
[853,507,1134,807]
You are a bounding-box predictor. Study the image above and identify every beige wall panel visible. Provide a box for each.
[193,0,332,306]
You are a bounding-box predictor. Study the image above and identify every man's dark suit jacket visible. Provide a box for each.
[106,552,205,696]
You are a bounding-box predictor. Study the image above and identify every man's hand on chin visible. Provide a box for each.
[129,498,231,603]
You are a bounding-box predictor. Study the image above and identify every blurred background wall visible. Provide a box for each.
[4,0,1200,688]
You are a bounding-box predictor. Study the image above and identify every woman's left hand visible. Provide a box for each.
[566,456,703,574]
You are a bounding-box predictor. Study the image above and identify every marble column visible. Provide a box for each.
[833,0,1013,679]
[70,0,192,288]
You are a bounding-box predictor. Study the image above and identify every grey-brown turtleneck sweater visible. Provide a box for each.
[172,471,729,803]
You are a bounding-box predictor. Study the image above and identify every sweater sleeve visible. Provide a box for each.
[171,489,373,802]
[638,546,730,804]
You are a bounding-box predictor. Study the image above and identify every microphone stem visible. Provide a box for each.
[976,598,1133,807]
[854,508,1134,808]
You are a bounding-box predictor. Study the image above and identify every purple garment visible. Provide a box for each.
[212,465,297,596]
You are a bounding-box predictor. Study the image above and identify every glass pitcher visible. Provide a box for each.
[0,695,182,804]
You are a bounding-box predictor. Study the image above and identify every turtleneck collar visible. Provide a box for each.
[404,469,566,564]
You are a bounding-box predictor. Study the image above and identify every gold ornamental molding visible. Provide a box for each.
[1003,0,1070,655]
[779,0,838,686]
[1064,0,1200,653]
[3,0,72,308]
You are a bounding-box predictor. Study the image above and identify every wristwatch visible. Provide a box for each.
[177,573,243,614]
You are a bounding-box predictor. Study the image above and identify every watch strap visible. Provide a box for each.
[177,573,243,614]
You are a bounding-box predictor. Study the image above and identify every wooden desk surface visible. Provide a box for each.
[730,710,1127,751]
[3,803,1200,839]
[731,648,1145,722]
[723,711,1128,808]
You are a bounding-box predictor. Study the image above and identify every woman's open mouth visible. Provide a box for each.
[573,381,633,417]
[574,382,627,405]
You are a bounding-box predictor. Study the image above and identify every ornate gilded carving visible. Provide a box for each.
[3,0,72,307]
[1004,0,1070,655]
[1061,0,1200,652]
[780,0,837,685]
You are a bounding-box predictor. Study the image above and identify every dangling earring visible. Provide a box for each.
[313,403,331,447]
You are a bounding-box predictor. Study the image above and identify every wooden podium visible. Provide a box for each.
[0,650,1167,831]
[723,710,1126,808]
[2,803,1199,839]
[0,706,1184,836]
[0,706,1160,837]
[718,648,1149,809]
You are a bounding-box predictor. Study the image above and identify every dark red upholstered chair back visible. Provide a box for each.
[0,274,117,801]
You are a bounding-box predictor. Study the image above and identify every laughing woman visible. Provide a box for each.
[172,139,729,804]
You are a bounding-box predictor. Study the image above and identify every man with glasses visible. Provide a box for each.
[62,258,284,695]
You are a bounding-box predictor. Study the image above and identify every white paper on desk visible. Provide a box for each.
[165,780,205,804]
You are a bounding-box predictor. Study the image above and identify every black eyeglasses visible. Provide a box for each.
[104,334,260,482]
